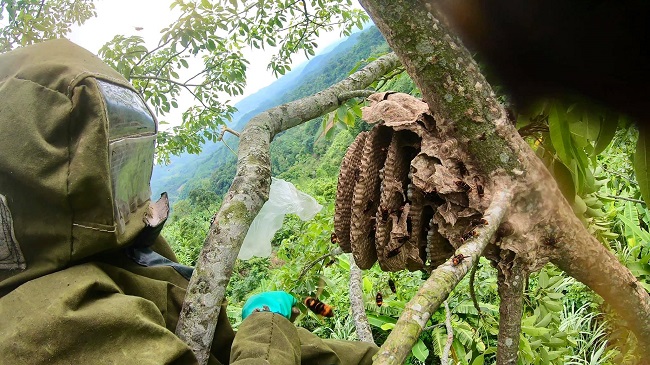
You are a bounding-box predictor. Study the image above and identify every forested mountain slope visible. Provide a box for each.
[150,26,380,202]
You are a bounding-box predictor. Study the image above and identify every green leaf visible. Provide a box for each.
[634,127,650,206]
[470,355,485,365]
[381,323,395,331]
[593,112,618,155]
[539,270,550,289]
[548,104,574,165]
[522,325,551,337]
[363,276,372,293]
[411,339,429,362]
[452,339,468,365]
[551,159,576,201]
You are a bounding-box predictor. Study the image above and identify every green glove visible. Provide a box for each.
[242,291,297,320]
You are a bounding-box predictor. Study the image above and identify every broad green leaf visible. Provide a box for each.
[452,339,468,365]
[634,127,650,206]
[431,327,446,356]
[539,270,550,289]
[572,195,587,216]
[411,339,429,362]
[594,112,618,155]
[626,262,650,277]
[548,105,574,166]
[362,276,372,293]
[522,325,551,337]
[470,355,485,365]
[619,210,650,243]
[551,159,576,201]
[366,313,397,328]
[380,323,395,331]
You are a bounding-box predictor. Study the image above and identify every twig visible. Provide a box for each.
[296,247,343,284]
[220,139,237,157]
[349,254,375,344]
[130,75,204,88]
[469,258,482,317]
[218,126,241,140]
[441,301,453,365]
[601,194,646,205]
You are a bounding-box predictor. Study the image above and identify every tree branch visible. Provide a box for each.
[441,300,453,365]
[496,256,526,365]
[359,0,650,357]
[338,89,375,102]
[602,194,646,205]
[130,75,204,88]
[349,254,375,344]
[295,247,343,285]
[175,52,400,364]
[373,188,513,365]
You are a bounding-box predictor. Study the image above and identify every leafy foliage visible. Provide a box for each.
[0,0,96,52]
[96,0,369,161]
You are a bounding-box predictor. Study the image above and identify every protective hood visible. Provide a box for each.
[0,39,164,294]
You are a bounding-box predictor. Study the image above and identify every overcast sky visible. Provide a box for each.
[68,0,347,112]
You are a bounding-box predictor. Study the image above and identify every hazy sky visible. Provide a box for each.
[68,0,346,111]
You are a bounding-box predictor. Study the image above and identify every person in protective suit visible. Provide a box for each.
[0,39,377,364]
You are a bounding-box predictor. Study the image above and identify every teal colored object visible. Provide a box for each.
[242,291,297,320]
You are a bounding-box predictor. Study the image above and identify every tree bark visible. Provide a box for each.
[441,300,453,365]
[349,254,375,344]
[374,189,513,365]
[496,257,526,365]
[175,53,400,364]
[359,0,650,356]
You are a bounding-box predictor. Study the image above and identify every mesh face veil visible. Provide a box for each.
[97,80,156,234]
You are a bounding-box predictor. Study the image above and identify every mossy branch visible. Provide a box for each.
[359,0,650,356]
[496,257,526,365]
[374,189,513,365]
[175,52,400,365]
[349,254,375,344]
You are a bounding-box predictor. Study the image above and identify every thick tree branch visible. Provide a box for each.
[175,52,400,364]
[374,188,513,365]
[359,0,650,356]
[496,257,526,365]
[349,254,375,344]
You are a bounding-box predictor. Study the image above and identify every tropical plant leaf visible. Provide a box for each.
[634,127,650,206]
[593,112,618,155]
[551,159,576,201]
[549,105,574,166]
[431,327,446,356]
[411,339,429,362]
[452,339,468,365]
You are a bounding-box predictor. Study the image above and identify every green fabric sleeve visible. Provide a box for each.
[230,312,301,365]
[0,263,199,365]
[231,312,378,365]
[297,327,378,365]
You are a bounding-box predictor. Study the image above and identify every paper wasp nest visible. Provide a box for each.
[334,92,490,271]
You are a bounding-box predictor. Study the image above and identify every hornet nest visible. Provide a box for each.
[334,92,493,271]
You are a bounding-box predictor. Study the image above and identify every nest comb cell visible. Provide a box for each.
[334,131,368,252]
[349,125,393,269]
[334,92,486,272]
[375,130,423,271]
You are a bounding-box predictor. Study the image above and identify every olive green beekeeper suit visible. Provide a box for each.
[0,39,377,364]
